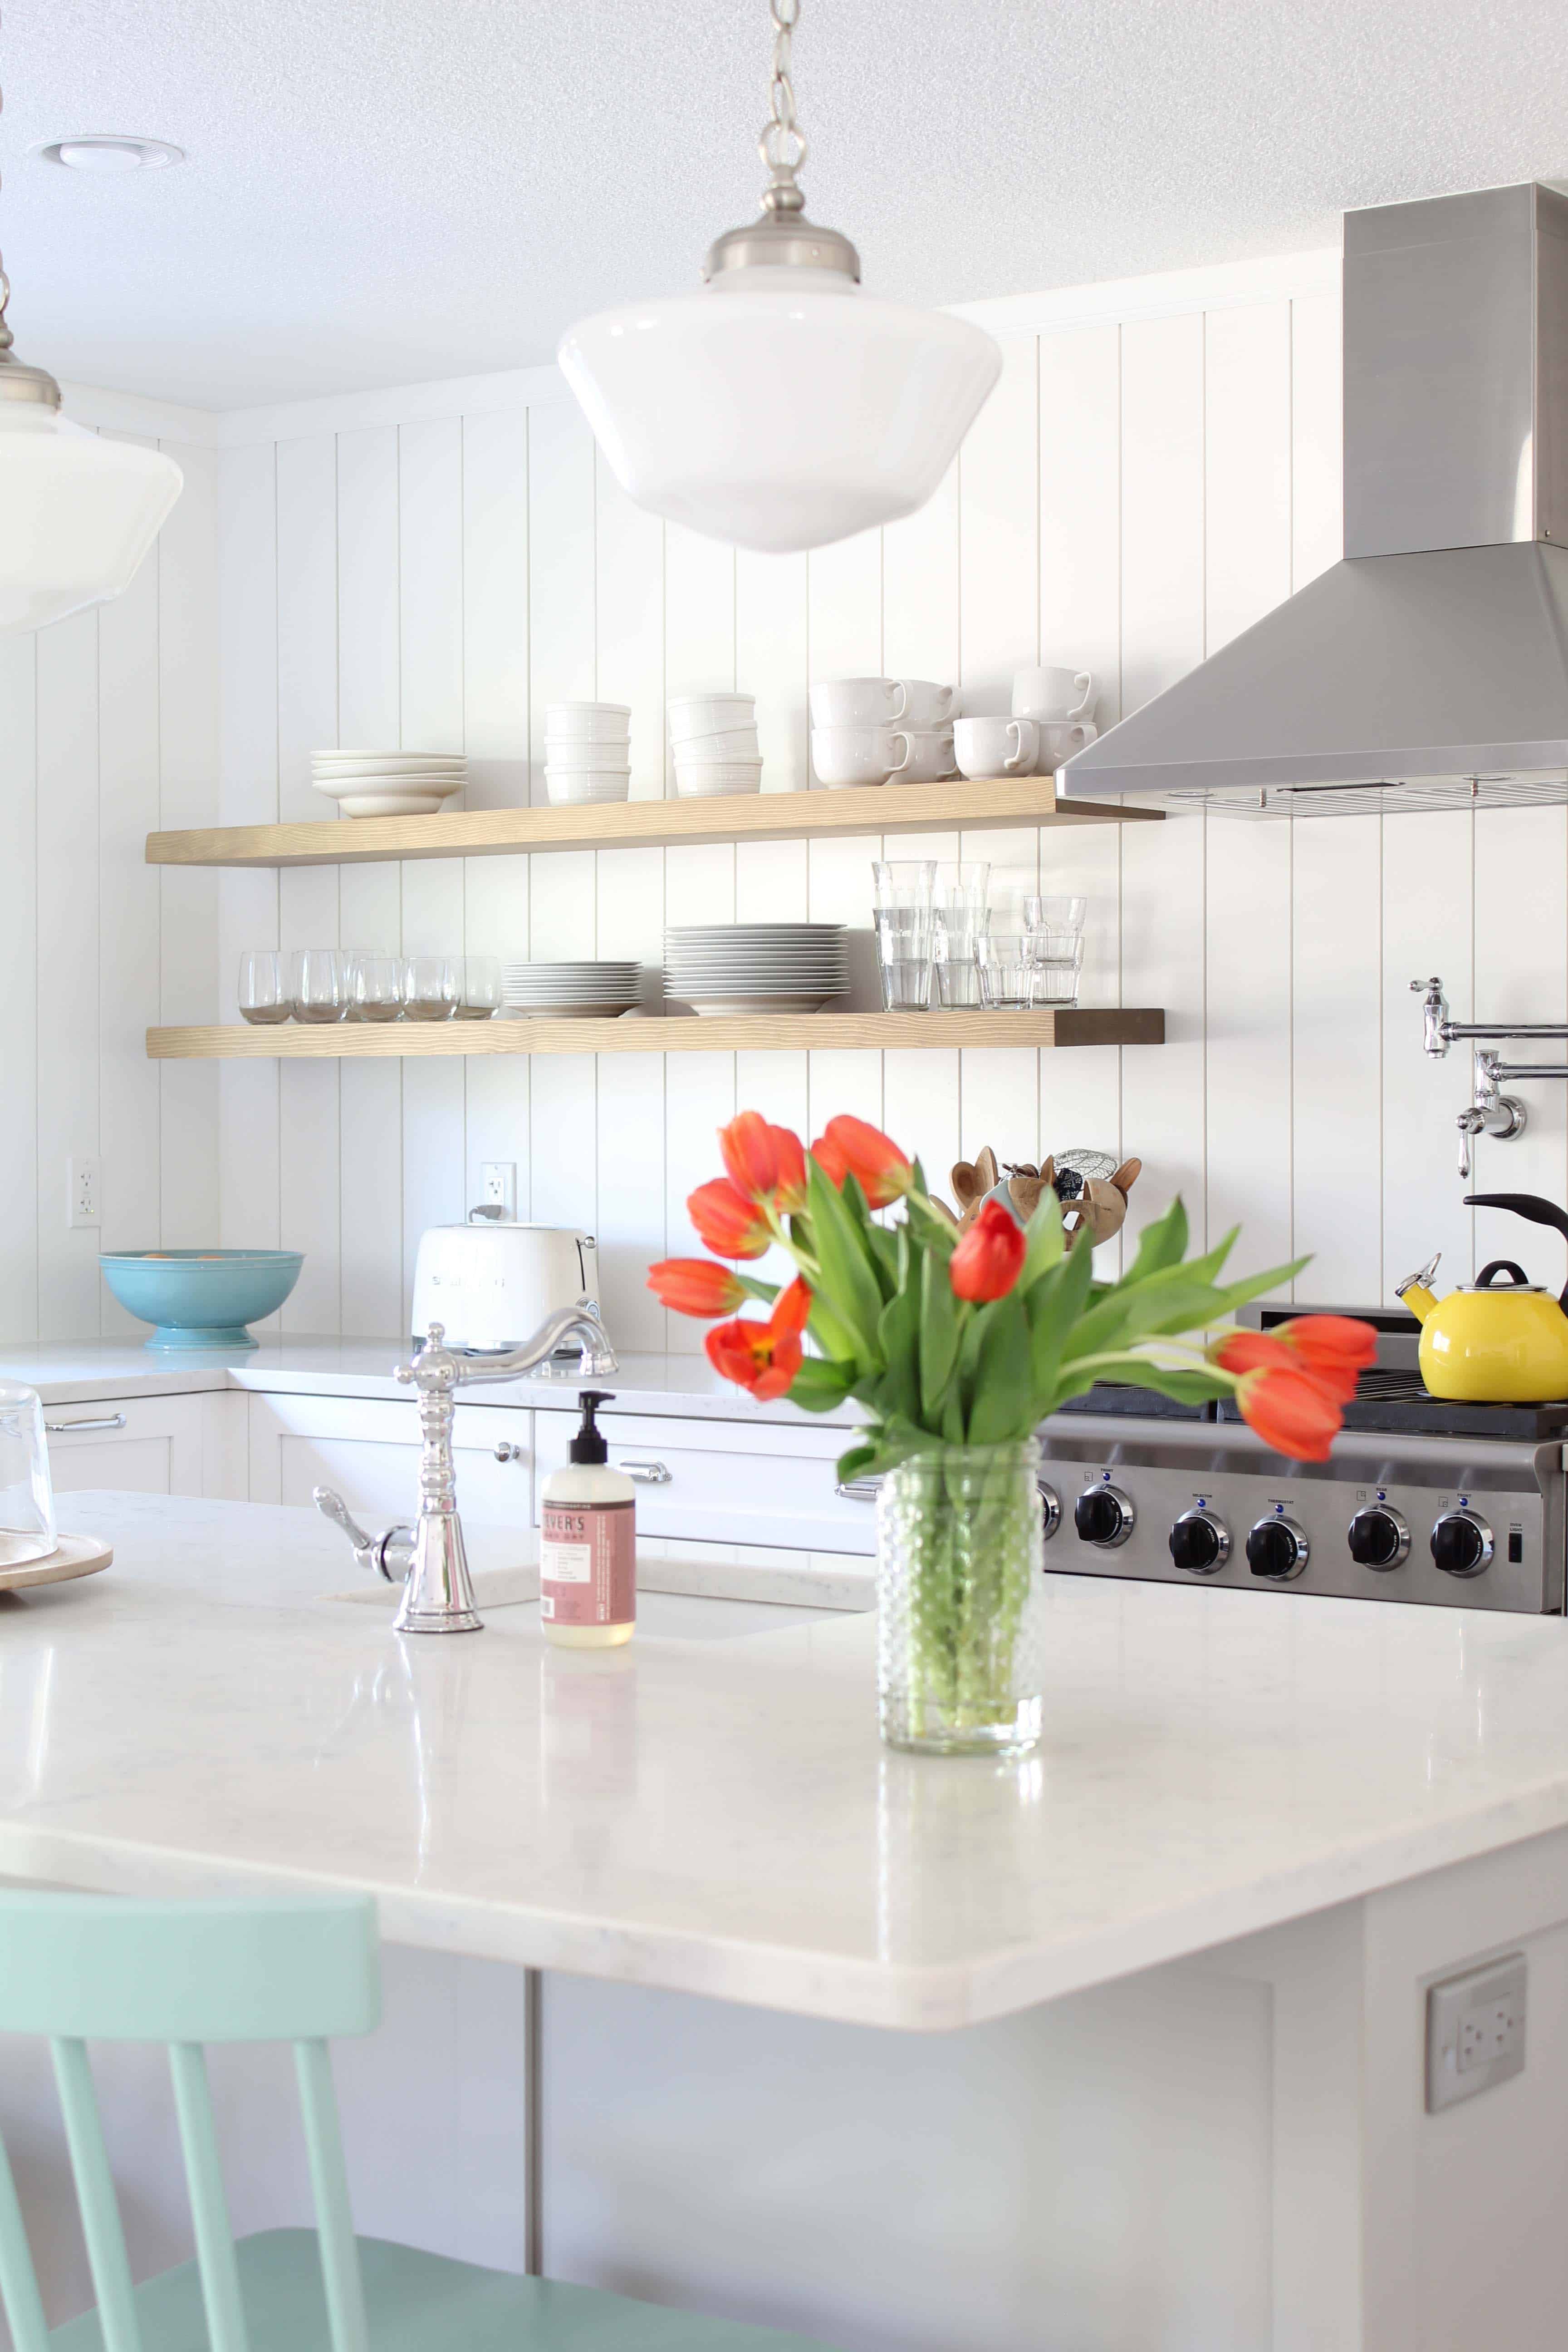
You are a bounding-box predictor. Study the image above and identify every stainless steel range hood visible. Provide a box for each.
[1061,183,1568,816]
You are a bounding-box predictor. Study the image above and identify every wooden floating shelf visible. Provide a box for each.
[146,1009,1165,1061]
[144,777,1160,871]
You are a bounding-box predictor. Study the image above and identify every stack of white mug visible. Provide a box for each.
[809,678,956,789]
[544,702,632,804]
[668,693,762,796]
[952,667,1099,780]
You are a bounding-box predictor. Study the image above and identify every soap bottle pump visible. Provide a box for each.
[539,1391,636,1648]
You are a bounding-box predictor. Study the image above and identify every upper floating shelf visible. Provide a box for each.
[144,777,1160,870]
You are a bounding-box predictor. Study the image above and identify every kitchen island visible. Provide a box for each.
[6,1491,1568,2351]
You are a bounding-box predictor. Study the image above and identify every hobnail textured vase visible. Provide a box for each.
[876,1439,1045,1755]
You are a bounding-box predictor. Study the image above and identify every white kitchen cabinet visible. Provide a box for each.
[44,1392,245,1500]
[246,1391,534,1528]
[533,1407,873,1554]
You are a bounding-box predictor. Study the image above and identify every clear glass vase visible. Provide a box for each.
[876,1439,1045,1755]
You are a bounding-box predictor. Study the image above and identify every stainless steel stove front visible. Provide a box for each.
[1038,1416,1565,1613]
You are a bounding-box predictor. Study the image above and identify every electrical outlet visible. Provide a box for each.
[481,1161,517,1219]
[67,1155,101,1230]
[1426,1952,1527,2112]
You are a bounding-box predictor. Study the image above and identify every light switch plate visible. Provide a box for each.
[1426,1952,1527,2112]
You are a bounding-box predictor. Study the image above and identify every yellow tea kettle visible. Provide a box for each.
[1396,1191,1568,1402]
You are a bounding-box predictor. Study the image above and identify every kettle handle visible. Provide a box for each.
[1475,1259,1533,1290]
[1464,1192,1568,1309]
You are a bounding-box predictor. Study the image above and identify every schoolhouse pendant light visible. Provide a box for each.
[0,36,182,635]
[558,0,1001,555]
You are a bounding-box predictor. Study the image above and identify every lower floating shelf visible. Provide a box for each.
[146,1009,1165,1059]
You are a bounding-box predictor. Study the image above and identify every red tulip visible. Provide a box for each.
[771,1125,809,1213]
[646,1259,748,1318]
[1231,1362,1343,1463]
[687,1178,772,1261]
[705,1280,813,1401]
[719,1110,782,1200]
[809,1114,913,1209]
[949,1197,1027,1303]
[1273,1314,1379,1405]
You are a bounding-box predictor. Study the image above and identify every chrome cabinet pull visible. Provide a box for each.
[44,1412,127,1435]
[835,1476,880,1502]
[617,1459,672,1484]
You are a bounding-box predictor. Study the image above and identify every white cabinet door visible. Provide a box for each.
[43,1392,245,1499]
[533,1409,872,1554]
[247,1392,534,1528]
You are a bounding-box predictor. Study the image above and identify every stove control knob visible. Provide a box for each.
[1169,1508,1230,1576]
[1038,1481,1063,1543]
[1347,1504,1410,1571]
[1074,1484,1135,1548]
[1245,1514,1309,1581]
[1431,1509,1494,1578]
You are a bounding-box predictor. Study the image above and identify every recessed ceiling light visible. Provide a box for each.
[34,135,184,173]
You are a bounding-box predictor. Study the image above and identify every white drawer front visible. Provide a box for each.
[43,1393,219,1497]
[533,1410,872,1554]
[248,1393,534,1526]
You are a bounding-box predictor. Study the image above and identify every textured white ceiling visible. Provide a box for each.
[3,0,1567,409]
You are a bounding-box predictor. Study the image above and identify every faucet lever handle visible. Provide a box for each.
[313,1487,414,1584]
[314,1485,372,1551]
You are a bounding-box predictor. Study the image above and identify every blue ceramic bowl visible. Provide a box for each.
[98,1250,304,1350]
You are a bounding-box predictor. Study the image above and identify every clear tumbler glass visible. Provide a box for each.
[401,956,459,1021]
[238,950,289,1024]
[347,953,404,1022]
[0,1383,56,1568]
[289,949,348,1023]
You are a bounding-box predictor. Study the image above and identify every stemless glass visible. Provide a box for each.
[976,931,1034,1009]
[289,949,348,1023]
[934,862,991,1009]
[1026,933,1084,1006]
[872,860,937,1012]
[347,953,404,1022]
[238,950,289,1024]
[0,1383,56,1568]
[402,956,459,1021]
[457,956,502,1019]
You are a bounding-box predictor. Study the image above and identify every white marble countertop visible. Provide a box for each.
[10,1490,1568,2031]
[0,1338,854,1424]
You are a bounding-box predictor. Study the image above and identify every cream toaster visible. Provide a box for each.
[410,1212,601,1353]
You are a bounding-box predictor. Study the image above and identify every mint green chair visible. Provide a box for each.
[0,1892,838,2351]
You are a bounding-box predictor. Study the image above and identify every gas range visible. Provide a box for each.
[1044,1312,1568,1613]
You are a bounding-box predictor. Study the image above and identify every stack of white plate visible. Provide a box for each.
[668,693,762,798]
[311,750,466,818]
[501,961,642,1019]
[663,924,848,1016]
[544,703,631,806]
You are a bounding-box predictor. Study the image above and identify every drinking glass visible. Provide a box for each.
[872,860,937,1013]
[347,953,403,1023]
[402,956,459,1021]
[1022,895,1087,934]
[457,956,502,1019]
[0,1382,55,1568]
[976,931,1034,1010]
[1026,934,1084,1006]
[289,948,348,1023]
[238,950,289,1025]
[934,861,991,1008]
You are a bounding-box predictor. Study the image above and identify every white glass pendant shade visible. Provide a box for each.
[560,267,1001,554]
[0,408,182,636]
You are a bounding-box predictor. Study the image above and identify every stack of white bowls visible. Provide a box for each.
[809,679,956,789]
[668,693,762,797]
[502,961,642,1019]
[311,750,466,818]
[663,924,849,1016]
[544,704,632,805]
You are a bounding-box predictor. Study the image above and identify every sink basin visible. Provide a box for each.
[328,1567,838,1642]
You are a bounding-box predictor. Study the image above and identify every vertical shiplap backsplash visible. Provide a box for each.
[187,258,1553,1346]
[0,418,220,1342]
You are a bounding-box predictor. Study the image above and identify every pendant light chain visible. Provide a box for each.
[0,4,12,349]
[759,0,807,215]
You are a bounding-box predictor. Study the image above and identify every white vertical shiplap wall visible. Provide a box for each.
[210,252,1568,1349]
[0,408,220,1342]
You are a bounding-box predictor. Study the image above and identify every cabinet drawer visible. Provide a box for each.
[43,1392,241,1499]
[248,1393,534,1527]
[533,1410,872,1554]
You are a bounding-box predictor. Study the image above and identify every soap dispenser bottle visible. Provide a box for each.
[539,1390,636,1648]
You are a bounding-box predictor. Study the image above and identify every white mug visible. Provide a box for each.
[1013,666,1095,723]
[811,723,911,789]
[1034,719,1098,774]
[809,676,956,729]
[953,715,1039,779]
[892,728,957,784]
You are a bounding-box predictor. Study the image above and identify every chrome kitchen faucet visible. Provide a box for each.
[1411,977,1568,1178]
[314,1306,617,1634]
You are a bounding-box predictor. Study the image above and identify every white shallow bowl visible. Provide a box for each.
[312,749,465,771]
[674,764,764,799]
[314,775,464,818]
